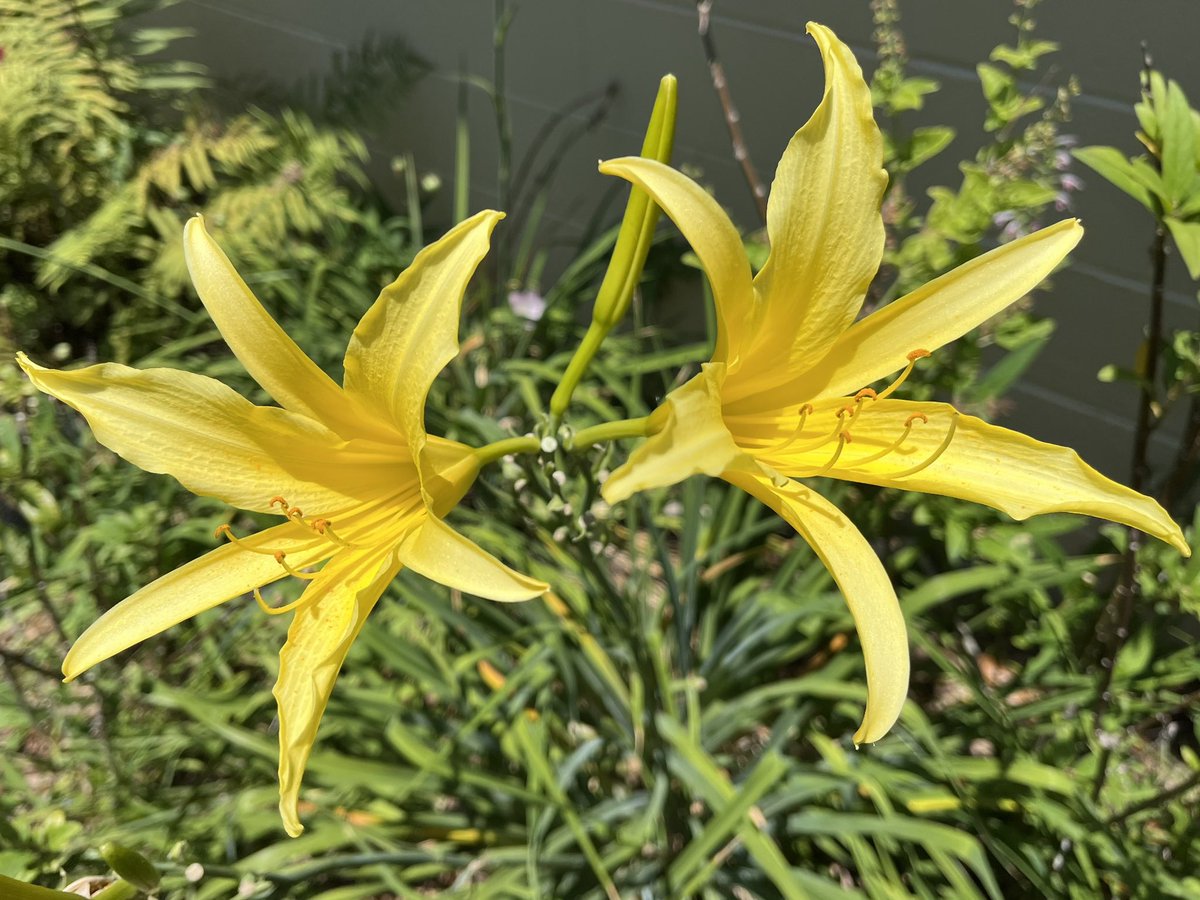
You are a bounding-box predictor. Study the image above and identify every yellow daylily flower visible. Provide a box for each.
[600,22,1190,746]
[18,211,548,837]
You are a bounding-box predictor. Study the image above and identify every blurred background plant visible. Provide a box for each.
[2,0,1199,897]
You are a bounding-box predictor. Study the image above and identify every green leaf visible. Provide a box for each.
[1162,80,1198,208]
[977,63,1011,105]
[786,813,1002,900]
[1072,147,1155,211]
[0,876,77,899]
[909,126,956,168]
[658,715,811,899]
[889,76,940,112]
[1165,216,1200,279]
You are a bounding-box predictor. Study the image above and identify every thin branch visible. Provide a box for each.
[1091,49,1168,798]
[696,1,768,223]
[1105,769,1200,827]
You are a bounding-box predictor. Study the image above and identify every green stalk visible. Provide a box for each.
[548,74,678,425]
[473,434,542,467]
[570,415,655,450]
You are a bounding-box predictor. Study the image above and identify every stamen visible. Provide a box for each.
[214,524,280,557]
[846,412,929,466]
[888,414,958,479]
[287,507,305,522]
[254,587,312,616]
[270,496,290,512]
[310,518,350,547]
[814,431,852,474]
[273,550,319,581]
[876,349,931,401]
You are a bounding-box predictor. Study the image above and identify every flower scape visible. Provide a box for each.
[17,21,1188,840]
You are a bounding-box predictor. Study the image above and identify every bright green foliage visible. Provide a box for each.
[1076,71,1200,278]
[0,0,395,373]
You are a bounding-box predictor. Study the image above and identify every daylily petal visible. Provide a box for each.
[752,218,1084,411]
[421,435,482,517]
[598,157,753,367]
[724,459,908,744]
[399,515,548,602]
[728,22,886,402]
[343,210,503,470]
[63,522,331,680]
[761,398,1189,555]
[18,354,405,516]
[275,545,401,837]
[602,363,743,504]
[183,217,393,442]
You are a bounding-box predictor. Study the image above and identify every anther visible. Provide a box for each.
[310,517,350,547]
[288,507,305,522]
[905,413,929,426]
[854,388,877,401]
[270,496,290,512]
[906,349,931,361]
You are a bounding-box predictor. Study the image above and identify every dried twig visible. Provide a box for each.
[696,1,768,223]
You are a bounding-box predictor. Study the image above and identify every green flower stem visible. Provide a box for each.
[570,416,655,449]
[548,74,677,425]
[548,319,607,423]
[473,435,542,467]
[473,416,655,468]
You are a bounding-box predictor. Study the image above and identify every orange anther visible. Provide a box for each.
[798,403,814,415]
[905,413,929,426]
[288,507,305,521]
[269,496,290,511]
[854,388,877,400]
[214,524,231,539]
[311,518,330,534]
[841,431,854,444]
[837,405,855,418]
[273,550,287,564]
[906,349,931,361]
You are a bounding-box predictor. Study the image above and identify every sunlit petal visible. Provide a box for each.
[343,210,503,464]
[274,545,401,837]
[727,22,887,403]
[63,522,331,680]
[183,216,392,442]
[758,218,1084,411]
[762,398,1189,554]
[598,157,753,367]
[602,364,743,504]
[400,515,548,602]
[17,353,403,515]
[724,458,908,744]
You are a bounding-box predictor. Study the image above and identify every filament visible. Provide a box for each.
[876,349,931,401]
[846,412,928,466]
[255,587,313,616]
[214,524,278,556]
[887,414,958,478]
[814,431,852,474]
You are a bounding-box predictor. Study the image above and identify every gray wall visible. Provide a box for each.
[154,0,1200,479]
